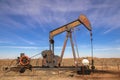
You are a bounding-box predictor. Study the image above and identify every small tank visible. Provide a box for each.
[82,58,89,66]
[77,58,91,75]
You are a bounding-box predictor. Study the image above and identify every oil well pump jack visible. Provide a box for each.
[41,14,93,70]
[3,14,94,74]
[50,14,91,65]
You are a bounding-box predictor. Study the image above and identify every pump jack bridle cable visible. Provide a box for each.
[90,31,95,71]
[90,31,93,60]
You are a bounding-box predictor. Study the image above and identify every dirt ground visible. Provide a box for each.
[0,69,120,80]
[0,58,120,80]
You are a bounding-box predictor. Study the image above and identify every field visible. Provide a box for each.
[0,58,120,80]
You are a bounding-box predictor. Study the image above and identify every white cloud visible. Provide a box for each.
[95,47,120,51]
[115,39,120,44]
[0,40,11,44]
[1,0,120,32]
[0,0,90,27]
[93,44,120,52]
[0,45,48,50]
[16,36,35,45]
[89,1,120,34]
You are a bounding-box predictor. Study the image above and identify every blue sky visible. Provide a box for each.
[0,0,120,59]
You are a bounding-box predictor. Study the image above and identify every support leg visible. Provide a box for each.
[69,32,78,67]
[59,33,69,66]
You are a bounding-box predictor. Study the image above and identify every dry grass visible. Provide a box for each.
[0,58,120,80]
